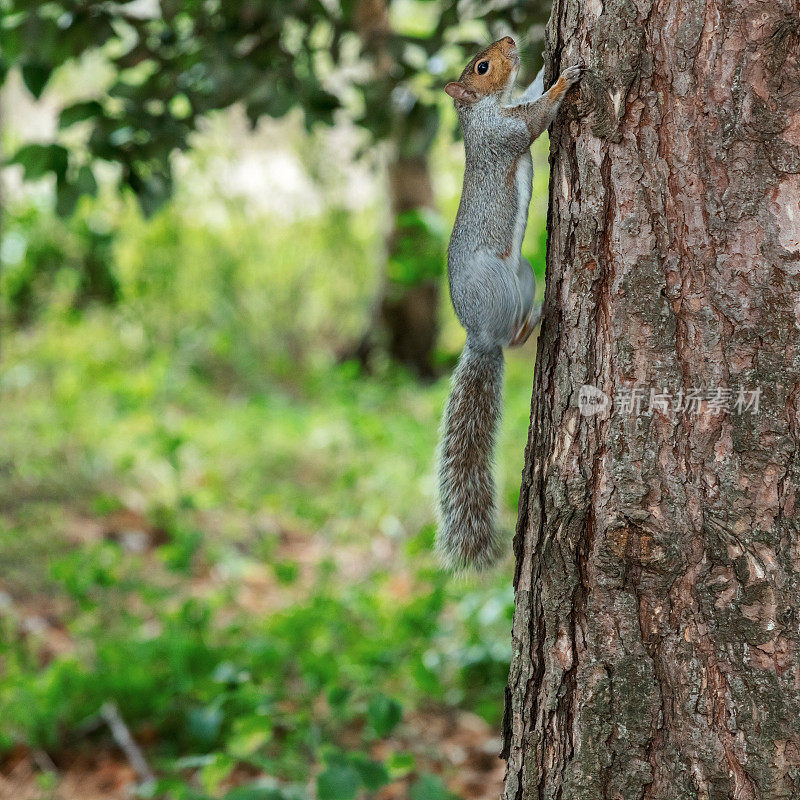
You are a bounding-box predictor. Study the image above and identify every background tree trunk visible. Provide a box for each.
[504,1,800,798]
[379,149,440,377]
[349,0,443,378]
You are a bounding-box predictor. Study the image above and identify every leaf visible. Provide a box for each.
[59,101,104,129]
[227,715,272,758]
[75,165,98,197]
[317,764,360,800]
[200,752,235,795]
[387,751,415,776]
[367,694,402,737]
[350,756,389,791]
[53,163,98,218]
[186,703,224,748]
[8,143,69,181]
[273,560,299,584]
[21,62,52,98]
[212,660,250,686]
[127,169,172,218]
[327,686,351,709]
[410,775,456,800]
[56,176,80,217]
[223,785,285,800]
[306,87,339,115]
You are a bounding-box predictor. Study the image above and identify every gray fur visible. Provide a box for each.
[436,55,583,570]
[436,342,504,571]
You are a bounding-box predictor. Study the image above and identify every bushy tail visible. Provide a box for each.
[436,340,504,571]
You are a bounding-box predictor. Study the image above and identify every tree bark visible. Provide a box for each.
[504,1,800,799]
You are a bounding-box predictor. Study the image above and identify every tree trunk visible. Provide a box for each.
[349,0,443,378]
[378,151,440,378]
[347,131,442,380]
[503,1,800,798]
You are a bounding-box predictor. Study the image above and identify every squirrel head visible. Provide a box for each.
[445,37,519,107]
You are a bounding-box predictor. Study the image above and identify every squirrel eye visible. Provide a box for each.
[476,60,490,75]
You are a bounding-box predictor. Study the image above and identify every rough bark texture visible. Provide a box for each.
[503,1,800,798]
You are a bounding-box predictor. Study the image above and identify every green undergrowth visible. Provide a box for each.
[0,171,544,798]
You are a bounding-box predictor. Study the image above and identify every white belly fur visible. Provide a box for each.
[511,153,533,261]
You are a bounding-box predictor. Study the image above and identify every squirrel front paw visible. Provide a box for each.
[547,64,585,101]
[560,65,585,86]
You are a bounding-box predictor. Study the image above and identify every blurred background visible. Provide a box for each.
[0,2,552,799]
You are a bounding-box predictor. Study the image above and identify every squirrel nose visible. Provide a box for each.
[503,36,516,48]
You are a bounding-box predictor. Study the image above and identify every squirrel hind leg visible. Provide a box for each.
[508,303,542,348]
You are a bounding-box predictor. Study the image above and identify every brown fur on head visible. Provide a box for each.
[445,36,519,106]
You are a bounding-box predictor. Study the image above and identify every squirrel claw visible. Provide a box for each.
[509,317,535,348]
[561,64,585,85]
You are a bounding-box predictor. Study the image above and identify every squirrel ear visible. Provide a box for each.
[445,82,477,104]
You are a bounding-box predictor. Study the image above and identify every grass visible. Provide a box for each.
[0,136,549,800]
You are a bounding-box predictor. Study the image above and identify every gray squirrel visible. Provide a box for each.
[436,37,584,570]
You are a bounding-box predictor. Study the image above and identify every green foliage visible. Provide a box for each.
[0,186,546,796]
[410,774,459,800]
[0,1,551,216]
[367,694,403,736]
[0,199,118,322]
[1,0,341,214]
[387,208,447,285]
[7,143,68,180]
[223,787,290,800]
[317,760,360,800]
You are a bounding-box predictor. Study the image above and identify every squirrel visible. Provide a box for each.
[436,36,584,570]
